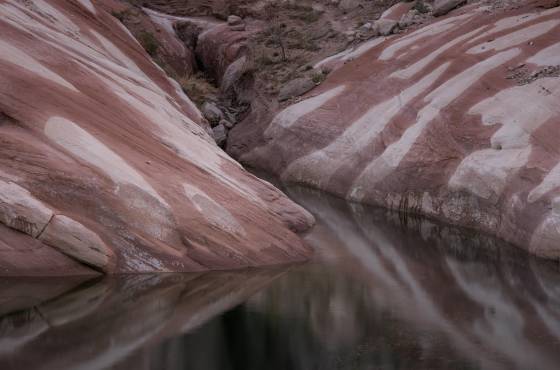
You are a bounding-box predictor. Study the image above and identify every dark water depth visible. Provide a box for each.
[1,185,560,370]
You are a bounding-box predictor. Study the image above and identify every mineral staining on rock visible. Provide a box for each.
[0,0,313,275]
[238,1,560,258]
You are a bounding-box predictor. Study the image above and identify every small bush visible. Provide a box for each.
[321,66,332,75]
[286,30,319,51]
[178,73,218,106]
[292,10,321,23]
[289,37,320,51]
[111,10,127,22]
[414,1,430,14]
[138,31,159,57]
[311,71,325,84]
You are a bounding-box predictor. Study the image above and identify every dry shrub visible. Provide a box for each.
[178,72,218,106]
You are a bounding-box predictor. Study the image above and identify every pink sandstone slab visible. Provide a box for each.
[234,0,560,259]
[0,0,313,274]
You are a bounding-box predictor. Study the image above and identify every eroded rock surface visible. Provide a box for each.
[433,0,466,16]
[234,0,560,258]
[0,0,313,275]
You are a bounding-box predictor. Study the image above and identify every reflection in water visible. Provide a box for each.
[2,186,560,369]
[0,270,286,370]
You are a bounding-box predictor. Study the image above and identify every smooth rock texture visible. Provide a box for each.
[373,19,399,36]
[221,55,251,94]
[234,1,560,259]
[212,123,228,146]
[339,0,361,12]
[39,215,115,272]
[0,0,313,275]
[202,101,224,125]
[195,20,261,85]
[379,1,416,21]
[227,15,243,26]
[0,223,95,276]
[433,0,467,17]
[230,24,246,32]
[278,78,316,102]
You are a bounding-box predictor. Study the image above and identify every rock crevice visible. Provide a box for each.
[232,0,560,259]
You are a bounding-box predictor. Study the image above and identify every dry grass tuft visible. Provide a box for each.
[178,72,218,106]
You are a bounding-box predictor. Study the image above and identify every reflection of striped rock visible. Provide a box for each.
[243,2,560,258]
[0,0,313,275]
[281,187,560,370]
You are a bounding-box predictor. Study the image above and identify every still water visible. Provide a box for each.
[1,185,560,370]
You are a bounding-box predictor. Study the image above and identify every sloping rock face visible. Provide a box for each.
[236,1,560,259]
[195,21,261,85]
[102,2,200,79]
[0,0,313,275]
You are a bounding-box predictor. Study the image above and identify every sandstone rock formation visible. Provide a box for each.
[310,1,416,73]
[278,77,317,102]
[372,18,399,36]
[433,0,466,17]
[129,0,410,151]
[100,2,201,81]
[233,0,560,259]
[195,19,261,85]
[0,0,313,275]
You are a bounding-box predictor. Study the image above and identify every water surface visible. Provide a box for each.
[1,186,560,370]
